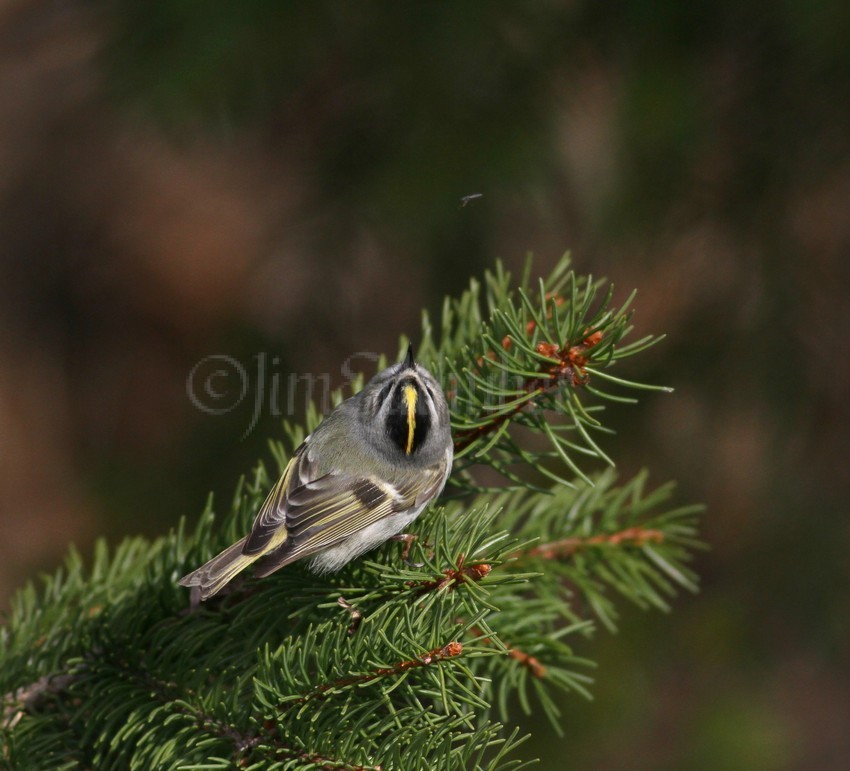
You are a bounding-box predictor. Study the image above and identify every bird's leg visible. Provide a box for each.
[337,596,363,635]
[175,585,203,615]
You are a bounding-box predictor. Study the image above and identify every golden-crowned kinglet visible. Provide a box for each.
[179,345,453,600]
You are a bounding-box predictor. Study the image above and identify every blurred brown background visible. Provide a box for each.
[1,1,848,768]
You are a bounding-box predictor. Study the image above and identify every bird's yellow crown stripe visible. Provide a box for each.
[403,384,417,454]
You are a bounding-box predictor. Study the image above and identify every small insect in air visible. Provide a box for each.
[460,193,483,208]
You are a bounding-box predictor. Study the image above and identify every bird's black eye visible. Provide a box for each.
[377,381,394,406]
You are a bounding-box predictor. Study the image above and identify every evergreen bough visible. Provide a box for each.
[1,255,702,769]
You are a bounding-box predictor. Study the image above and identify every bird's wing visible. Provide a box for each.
[241,442,310,556]
[242,444,448,562]
[273,462,448,567]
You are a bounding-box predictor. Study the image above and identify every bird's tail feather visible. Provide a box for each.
[178,537,257,601]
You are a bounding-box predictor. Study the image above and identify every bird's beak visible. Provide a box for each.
[403,342,415,369]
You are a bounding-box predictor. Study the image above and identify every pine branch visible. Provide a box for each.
[1,254,702,769]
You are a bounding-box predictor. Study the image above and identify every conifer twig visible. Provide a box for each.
[509,526,666,564]
[2,673,76,730]
[466,625,547,679]
[277,641,464,712]
[453,329,604,454]
[406,553,492,594]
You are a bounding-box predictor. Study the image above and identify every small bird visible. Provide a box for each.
[179,344,453,600]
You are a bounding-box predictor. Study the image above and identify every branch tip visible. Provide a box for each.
[406,554,492,594]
